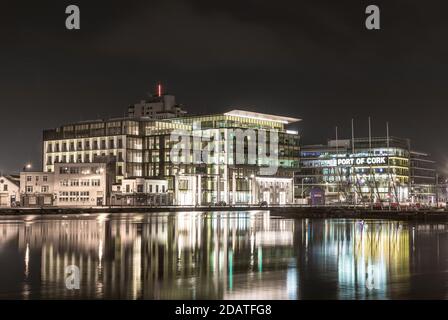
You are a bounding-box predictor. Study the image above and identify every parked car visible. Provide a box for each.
[214,201,227,207]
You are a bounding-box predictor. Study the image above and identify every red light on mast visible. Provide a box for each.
[157,83,162,97]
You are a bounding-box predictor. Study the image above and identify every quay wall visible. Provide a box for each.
[1,206,448,221]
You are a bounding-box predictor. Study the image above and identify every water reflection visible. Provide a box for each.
[0,212,447,299]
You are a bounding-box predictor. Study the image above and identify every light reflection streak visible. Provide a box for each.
[24,243,30,278]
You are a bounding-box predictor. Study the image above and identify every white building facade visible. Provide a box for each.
[20,161,115,207]
[20,172,54,207]
[54,162,114,206]
[0,175,20,207]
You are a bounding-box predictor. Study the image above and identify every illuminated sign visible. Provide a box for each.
[302,156,389,168]
[336,156,387,166]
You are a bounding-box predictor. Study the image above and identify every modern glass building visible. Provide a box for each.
[171,110,300,205]
[43,108,300,206]
[295,137,436,205]
[410,151,437,204]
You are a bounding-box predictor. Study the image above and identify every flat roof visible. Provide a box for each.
[44,109,302,132]
[224,109,301,124]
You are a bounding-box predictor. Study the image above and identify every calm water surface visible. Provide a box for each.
[0,211,447,300]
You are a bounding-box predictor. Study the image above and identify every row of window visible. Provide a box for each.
[59,166,103,175]
[47,139,124,152]
[47,152,124,165]
[58,197,91,202]
[301,148,410,159]
[120,184,166,193]
[259,181,291,188]
[57,191,92,202]
[47,134,299,154]
[26,175,49,182]
[59,179,101,187]
[59,191,90,196]
[25,186,49,193]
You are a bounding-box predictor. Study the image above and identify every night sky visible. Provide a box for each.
[1,0,448,174]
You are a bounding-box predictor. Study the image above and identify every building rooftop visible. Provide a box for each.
[0,175,20,187]
[301,136,411,151]
[224,109,301,124]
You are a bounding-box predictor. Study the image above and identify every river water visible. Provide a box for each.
[0,211,447,299]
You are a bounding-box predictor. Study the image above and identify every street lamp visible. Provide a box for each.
[23,163,32,171]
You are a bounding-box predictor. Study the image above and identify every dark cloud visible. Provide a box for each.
[91,1,298,69]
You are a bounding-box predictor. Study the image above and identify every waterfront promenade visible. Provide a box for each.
[1,205,448,221]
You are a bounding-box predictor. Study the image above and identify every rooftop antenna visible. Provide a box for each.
[351,118,364,205]
[387,121,392,208]
[386,122,399,205]
[351,118,355,154]
[335,126,342,205]
[369,116,373,208]
[368,117,382,205]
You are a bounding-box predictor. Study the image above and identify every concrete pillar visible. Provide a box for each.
[223,167,228,204]
[197,175,202,206]
[232,171,236,205]
[251,177,254,205]
[290,178,294,203]
[252,176,257,205]
[216,173,220,203]
[192,175,197,206]
[174,176,179,206]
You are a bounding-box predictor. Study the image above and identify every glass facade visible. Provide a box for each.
[410,151,437,204]
[296,137,413,204]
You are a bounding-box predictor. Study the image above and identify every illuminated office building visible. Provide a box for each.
[296,137,436,205]
[43,118,191,186]
[42,92,300,206]
[170,110,300,205]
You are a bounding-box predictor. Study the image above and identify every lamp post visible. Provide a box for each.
[23,163,32,172]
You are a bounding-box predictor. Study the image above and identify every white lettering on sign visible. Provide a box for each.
[337,158,355,166]
[366,156,386,165]
[336,157,387,166]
